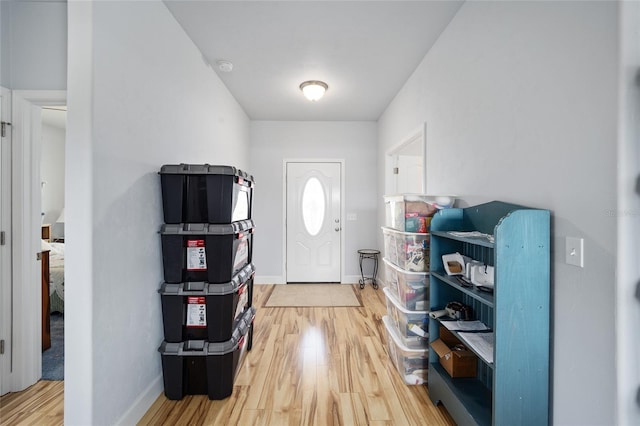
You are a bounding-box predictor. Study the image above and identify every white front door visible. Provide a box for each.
[286,162,341,283]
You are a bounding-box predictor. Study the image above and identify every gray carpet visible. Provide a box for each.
[42,313,64,381]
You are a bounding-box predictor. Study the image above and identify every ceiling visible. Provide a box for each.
[164,1,463,121]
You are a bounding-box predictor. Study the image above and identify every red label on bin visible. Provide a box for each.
[186,297,206,328]
[186,240,207,271]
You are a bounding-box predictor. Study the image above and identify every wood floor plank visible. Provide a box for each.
[0,381,64,426]
[2,285,455,426]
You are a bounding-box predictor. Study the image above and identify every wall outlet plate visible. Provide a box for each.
[565,237,584,267]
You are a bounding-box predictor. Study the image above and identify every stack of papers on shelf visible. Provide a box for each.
[458,332,495,364]
[447,231,495,243]
[440,320,490,332]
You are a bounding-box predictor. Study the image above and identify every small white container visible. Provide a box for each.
[381,227,429,272]
[442,252,469,276]
[382,315,429,385]
[384,259,429,311]
[384,194,455,232]
[383,287,429,348]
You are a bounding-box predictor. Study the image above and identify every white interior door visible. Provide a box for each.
[0,88,11,396]
[286,162,341,283]
[395,154,424,194]
[386,123,426,196]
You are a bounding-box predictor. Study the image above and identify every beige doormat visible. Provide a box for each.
[264,284,362,307]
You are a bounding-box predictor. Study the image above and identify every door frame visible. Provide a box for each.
[282,159,345,284]
[385,122,427,195]
[3,90,66,393]
[0,87,12,396]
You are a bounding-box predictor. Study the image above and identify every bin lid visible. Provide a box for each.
[159,164,255,184]
[159,339,207,356]
[382,256,430,277]
[158,263,255,296]
[161,219,255,235]
[207,307,256,355]
[380,225,428,237]
[158,307,256,356]
[383,286,428,315]
[382,315,429,354]
[383,194,455,208]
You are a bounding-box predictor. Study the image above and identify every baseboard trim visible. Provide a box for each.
[342,275,362,284]
[255,275,370,285]
[254,275,285,284]
[115,375,163,425]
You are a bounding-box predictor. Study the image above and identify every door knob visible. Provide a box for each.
[335,227,340,232]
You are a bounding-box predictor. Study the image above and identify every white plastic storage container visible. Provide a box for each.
[381,227,429,273]
[382,316,429,385]
[382,257,399,295]
[384,260,429,311]
[383,287,428,348]
[384,194,455,232]
[382,229,399,266]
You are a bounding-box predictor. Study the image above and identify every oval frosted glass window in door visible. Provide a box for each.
[301,176,326,236]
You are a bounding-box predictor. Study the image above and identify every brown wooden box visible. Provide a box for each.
[430,326,477,378]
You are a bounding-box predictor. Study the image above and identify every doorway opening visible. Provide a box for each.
[40,105,66,381]
[0,90,66,395]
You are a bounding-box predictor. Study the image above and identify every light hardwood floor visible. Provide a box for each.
[0,284,454,426]
[0,380,63,425]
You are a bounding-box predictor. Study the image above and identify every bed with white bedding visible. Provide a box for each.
[42,240,65,313]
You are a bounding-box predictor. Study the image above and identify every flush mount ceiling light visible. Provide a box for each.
[300,80,328,102]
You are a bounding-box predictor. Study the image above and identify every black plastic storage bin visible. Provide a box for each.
[159,307,255,400]
[159,263,255,343]
[160,164,255,224]
[161,219,254,284]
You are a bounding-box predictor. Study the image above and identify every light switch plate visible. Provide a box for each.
[565,237,584,267]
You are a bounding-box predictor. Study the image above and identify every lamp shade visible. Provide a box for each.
[56,208,65,223]
[300,80,328,101]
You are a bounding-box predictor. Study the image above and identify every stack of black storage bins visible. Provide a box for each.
[157,164,256,400]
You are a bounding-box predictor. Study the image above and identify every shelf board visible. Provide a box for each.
[430,230,495,248]
[429,362,492,426]
[431,271,495,308]
[442,325,494,369]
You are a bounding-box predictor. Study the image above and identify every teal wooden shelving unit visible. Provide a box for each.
[428,201,550,425]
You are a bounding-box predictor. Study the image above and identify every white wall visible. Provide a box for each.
[250,121,377,283]
[1,0,67,90]
[616,1,640,424]
[0,3,8,88]
[378,1,618,425]
[66,1,250,424]
[40,123,65,237]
